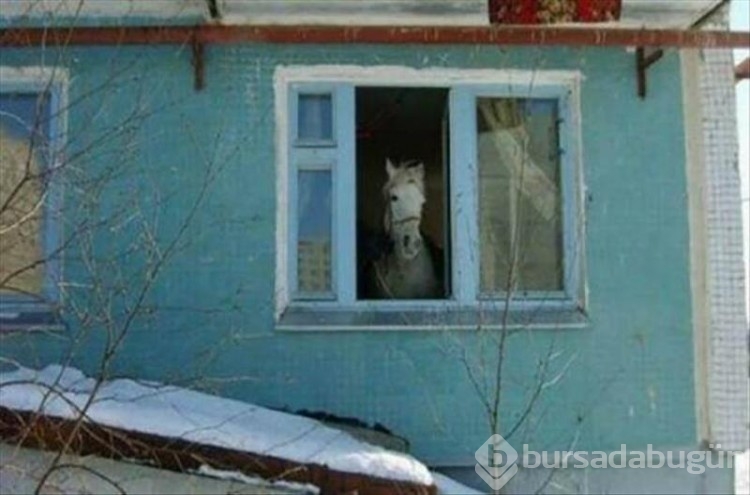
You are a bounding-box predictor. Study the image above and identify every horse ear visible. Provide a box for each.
[386,158,396,178]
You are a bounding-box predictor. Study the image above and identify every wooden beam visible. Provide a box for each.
[736,57,750,81]
[1,24,748,48]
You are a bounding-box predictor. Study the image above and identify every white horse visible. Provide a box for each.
[371,159,442,299]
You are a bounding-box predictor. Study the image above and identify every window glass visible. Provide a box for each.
[298,93,333,142]
[0,92,50,298]
[476,97,563,294]
[297,170,332,294]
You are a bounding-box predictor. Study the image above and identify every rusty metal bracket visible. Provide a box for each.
[636,46,664,99]
[206,0,220,20]
[190,36,205,91]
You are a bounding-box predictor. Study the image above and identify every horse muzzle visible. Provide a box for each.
[399,234,423,260]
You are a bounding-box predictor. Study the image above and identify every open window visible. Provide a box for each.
[355,87,451,300]
[276,67,585,330]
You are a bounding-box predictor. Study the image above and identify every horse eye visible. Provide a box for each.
[390,195,398,202]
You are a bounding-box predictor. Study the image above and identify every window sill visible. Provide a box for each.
[0,307,65,333]
[276,304,589,332]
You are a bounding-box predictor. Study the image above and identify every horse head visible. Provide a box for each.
[383,158,426,261]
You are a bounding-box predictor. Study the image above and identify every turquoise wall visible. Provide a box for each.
[0,43,696,465]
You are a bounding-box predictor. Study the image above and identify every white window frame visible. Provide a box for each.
[275,65,586,331]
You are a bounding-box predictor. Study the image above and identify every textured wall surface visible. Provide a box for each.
[0,43,698,466]
[698,8,750,453]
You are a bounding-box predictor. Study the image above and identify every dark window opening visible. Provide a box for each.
[355,87,451,300]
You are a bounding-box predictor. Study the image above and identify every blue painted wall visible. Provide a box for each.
[0,43,695,465]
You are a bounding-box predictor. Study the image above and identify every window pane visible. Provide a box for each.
[297,170,332,294]
[298,93,333,142]
[477,97,563,294]
[0,92,50,297]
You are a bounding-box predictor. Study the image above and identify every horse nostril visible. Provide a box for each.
[403,235,410,248]
[391,195,398,202]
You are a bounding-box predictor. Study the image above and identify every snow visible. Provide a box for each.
[431,472,483,495]
[0,365,433,486]
[737,450,750,495]
[196,465,320,494]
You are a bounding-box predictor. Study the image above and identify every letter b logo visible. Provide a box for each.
[475,434,519,491]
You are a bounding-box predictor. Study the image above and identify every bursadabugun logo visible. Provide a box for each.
[475,434,519,491]
[475,436,736,491]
